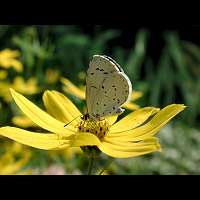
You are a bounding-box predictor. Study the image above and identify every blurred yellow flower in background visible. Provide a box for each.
[0,89,185,159]
[0,49,23,72]
[61,77,85,100]
[13,76,40,95]
[61,77,143,110]
[0,142,32,175]
[48,147,82,160]
[77,71,86,81]
[0,76,40,102]
[45,68,60,84]
[0,70,8,80]
[12,114,38,128]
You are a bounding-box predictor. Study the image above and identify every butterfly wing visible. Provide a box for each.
[86,55,132,119]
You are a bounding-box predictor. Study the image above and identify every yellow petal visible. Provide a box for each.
[98,141,160,158]
[70,133,101,147]
[10,89,75,136]
[0,126,70,150]
[0,49,23,72]
[105,115,118,125]
[103,136,160,147]
[9,60,23,72]
[0,49,20,57]
[110,107,160,133]
[123,102,140,110]
[61,77,86,99]
[109,104,186,141]
[43,90,81,125]
[102,137,160,151]
[130,91,143,101]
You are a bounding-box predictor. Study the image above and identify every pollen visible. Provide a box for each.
[76,118,110,139]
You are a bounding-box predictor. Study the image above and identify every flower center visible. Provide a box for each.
[77,117,110,140]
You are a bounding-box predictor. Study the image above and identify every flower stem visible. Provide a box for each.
[87,156,94,175]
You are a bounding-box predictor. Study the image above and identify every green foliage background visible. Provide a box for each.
[0,25,199,174]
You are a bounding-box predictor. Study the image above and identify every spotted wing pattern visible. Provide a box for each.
[86,55,132,119]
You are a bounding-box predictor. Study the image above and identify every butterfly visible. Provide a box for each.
[85,55,132,120]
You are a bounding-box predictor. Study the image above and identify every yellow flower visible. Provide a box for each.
[61,77,142,110]
[0,81,11,101]
[0,70,8,80]
[11,114,81,158]
[0,89,186,158]
[0,49,23,72]
[61,77,85,100]
[13,76,40,95]
[0,76,40,102]
[0,142,31,175]
[45,69,60,84]
[12,115,81,160]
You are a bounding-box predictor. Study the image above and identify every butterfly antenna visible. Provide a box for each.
[64,115,82,127]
